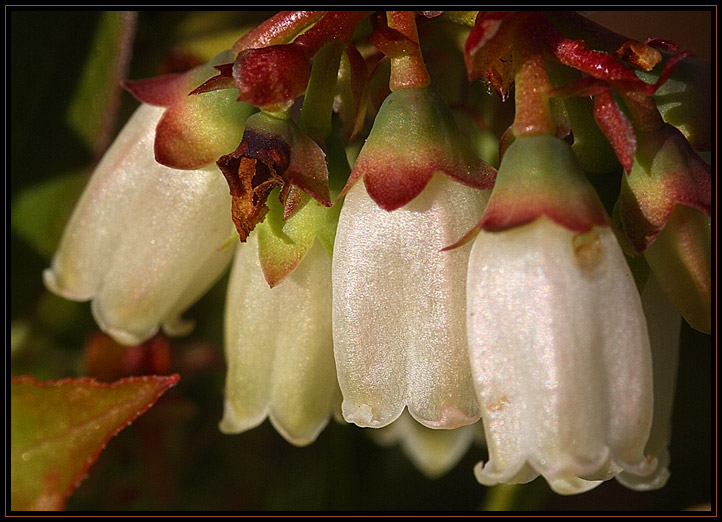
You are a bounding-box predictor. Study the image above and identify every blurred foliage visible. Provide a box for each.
[8,10,713,512]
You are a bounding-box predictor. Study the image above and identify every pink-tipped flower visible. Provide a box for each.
[619,123,711,333]
[466,135,656,494]
[333,174,489,429]
[44,104,237,345]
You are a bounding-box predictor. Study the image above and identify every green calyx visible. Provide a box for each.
[480,134,608,232]
[347,87,495,211]
[256,188,340,288]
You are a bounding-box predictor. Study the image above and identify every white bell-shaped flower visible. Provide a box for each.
[44,104,235,345]
[616,273,681,491]
[220,233,339,446]
[466,217,656,494]
[332,174,488,429]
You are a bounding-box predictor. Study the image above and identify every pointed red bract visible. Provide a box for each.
[593,91,637,174]
[123,73,189,107]
[189,65,235,95]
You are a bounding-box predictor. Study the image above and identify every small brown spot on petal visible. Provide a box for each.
[573,229,603,272]
[486,396,509,413]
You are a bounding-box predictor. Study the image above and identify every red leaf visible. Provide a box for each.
[10,375,179,511]
[232,44,310,112]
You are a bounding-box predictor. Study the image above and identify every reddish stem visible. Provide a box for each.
[387,11,431,90]
[512,15,556,136]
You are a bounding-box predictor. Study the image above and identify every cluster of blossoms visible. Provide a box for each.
[44,11,710,495]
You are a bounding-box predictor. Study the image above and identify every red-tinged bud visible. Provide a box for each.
[233,44,310,112]
[618,124,711,332]
[619,124,710,252]
[124,51,256,170]
[342,88,496,211]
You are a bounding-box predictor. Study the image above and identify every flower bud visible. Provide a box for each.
[333,174,488,429]
[619,124,711,332]
[233,44,310,112]
[44,105,235,345]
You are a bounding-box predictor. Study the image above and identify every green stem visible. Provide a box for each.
[436,10,479,27]
[299,41,345,144]
[481,480,550,511]
[262,109,292,122]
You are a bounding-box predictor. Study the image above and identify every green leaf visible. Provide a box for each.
[10,374,179,511]
[11,172,88,260]
[67,11,138,154]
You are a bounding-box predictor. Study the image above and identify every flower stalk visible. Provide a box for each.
[511,15,556,137]
[387,11,431,91]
